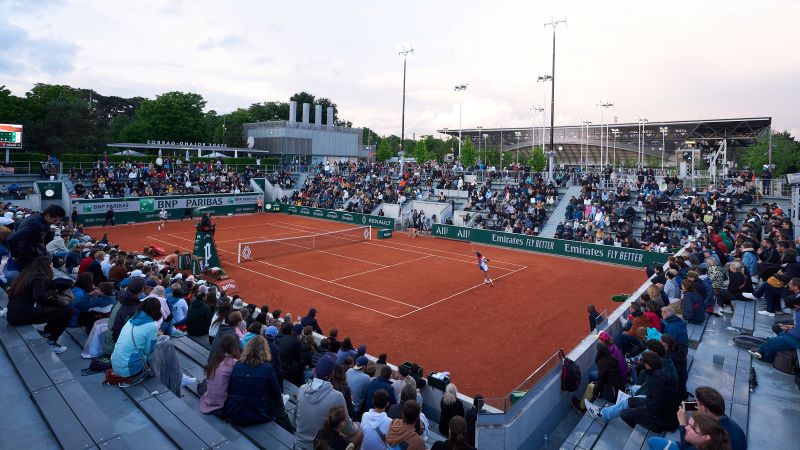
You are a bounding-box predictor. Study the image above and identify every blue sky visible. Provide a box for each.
[1,0,798,138]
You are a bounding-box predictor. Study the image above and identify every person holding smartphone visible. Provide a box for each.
[647,386,747,450]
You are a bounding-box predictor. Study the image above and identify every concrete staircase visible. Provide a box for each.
[538,184,582,238]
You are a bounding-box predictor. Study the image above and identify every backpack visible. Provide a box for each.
[773,350,798,375]
[560,349,581,392]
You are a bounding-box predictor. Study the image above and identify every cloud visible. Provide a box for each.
[198,35,249,51]
[0,17,78,75]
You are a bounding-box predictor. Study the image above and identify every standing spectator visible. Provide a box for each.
[438,383,466,436]
[5,255,71,353]
[346,356,371,415]
[70,206,78,227]
[199,334,241,416]
[104,207,115,227]
[588,304,601,332]
[222,336,289,428]
[278,321,304,386]
[464,395,484,447]
[301,307,324,334]
[7,205,65,270]
[361,388,393,450]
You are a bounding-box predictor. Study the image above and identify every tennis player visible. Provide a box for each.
[158,208,168,230]
[476,251,493,286]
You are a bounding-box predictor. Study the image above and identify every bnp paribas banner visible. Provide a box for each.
[430,224,667,268]
[72,193,260,226]
[281,204,395,229]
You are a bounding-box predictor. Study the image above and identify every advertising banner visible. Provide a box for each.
[430,224,667,268]
[281,204,395,229]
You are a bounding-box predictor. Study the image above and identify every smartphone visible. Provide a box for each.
[683,401,697,412]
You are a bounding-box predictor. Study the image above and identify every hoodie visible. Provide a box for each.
[295,378,347,450]
[362,409,392,450]
[110,311,158,377]
[385,419,425,450]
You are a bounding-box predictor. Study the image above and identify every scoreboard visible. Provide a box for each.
[0,124,22,148]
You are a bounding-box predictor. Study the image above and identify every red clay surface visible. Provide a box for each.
[92,213,645,400]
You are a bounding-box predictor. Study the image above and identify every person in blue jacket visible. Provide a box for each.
[680,279,705,325]
[111,297,161,380]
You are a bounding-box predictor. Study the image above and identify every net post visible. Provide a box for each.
[237,242,241,264]
[368,225,372,240]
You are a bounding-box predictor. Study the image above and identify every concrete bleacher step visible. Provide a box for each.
[0,322,128,450]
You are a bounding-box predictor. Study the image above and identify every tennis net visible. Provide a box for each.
[237,226,372,263]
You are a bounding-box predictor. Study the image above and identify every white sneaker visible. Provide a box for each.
[751,276,760,283]
[584,401,605,422]
[48,340,67,354]
[758,310,775,317]
[180,374,197,388]
[742,293,759,300]
[783,308,793,314]
[0,307,6,318]
[748,349,762,360]
[721,306,734,314]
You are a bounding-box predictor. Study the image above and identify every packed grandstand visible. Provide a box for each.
[0,159,798,450]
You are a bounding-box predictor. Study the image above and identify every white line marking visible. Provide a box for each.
[147,235,408,318]
[165,233,416,309]
[394,265,528,318]
[330,255,434,281]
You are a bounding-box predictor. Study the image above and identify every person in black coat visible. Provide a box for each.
[464,395,484,447]
[276,321,303,386]
[5,255,71,351]
[662,334,688,400]
[222,336,289,428]
[590,341,625,403]
[6,205,65,270]
[620,352,681,432]
[264,326,283,390]
[103,207,115,227]
[300,307,323,334]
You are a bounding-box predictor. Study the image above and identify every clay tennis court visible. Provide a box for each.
[93,213,644,400]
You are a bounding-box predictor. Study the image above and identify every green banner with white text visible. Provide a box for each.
[281,204,395,229]
[430,224,667,268]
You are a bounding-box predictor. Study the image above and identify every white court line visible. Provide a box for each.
[330,255,434,281]
[265,219,524,270]
[166,234,414,308]
[394,265,528,319]
[266,217,527,270]
[147,235,408,319]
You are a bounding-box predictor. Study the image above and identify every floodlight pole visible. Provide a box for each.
[399,47,414,156]
[544,17,566,156]
[454,84,468,161]
[659,126,669,173]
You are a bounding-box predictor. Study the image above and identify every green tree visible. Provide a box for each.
[219,108,254,148]
[376,139,393,161]
[740,131,800,176]
[414,139,431,162]
[362,127,381,146]
[248,101,289,122]
[36,100,96,153]
[528,146,547,172]
[0,85,24,124]
[120,91,208,143]
[461,137,477,167]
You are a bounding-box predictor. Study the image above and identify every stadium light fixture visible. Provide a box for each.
[398,46,414,157]
[454,84,468,161]
[611,128,621,168]
[598,100,614,166]
[659,126,669,172]
[514,131,522,164]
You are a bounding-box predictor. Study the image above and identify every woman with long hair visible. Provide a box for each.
[313,406,350,450]
[6,255,71,353]
[208,300,232,344]
[110,297,162,378]
[222,336,288,428]
[432,416,476,450]
[718,261,748,314]
[200,334,241,415]
[336,336,357,364]
[329,363,356,420]
[439,383,466,436]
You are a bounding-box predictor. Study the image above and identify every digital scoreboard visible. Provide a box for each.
[0,124,22,148]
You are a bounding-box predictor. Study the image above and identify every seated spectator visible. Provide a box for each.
[432,416,476,450]
[313,338,337,367]
[208,311,243,364]
[346,356,371,415]
[208,300,233,345]
[186,292,213,336]
[5,255,72,353]
[199,334,241,415]
[313,405,356,450]
[717,261,750,314]
[680,279,705,325]
[296,356,362,450]
[438,383,466,437]
[241,321,263,348]
[104,278,146,356]
[330,362,356,420]
[166,283,188,328]
[277,321,304,386]
[71,280,116,333]
[749,290,800,362]
[221,336,289,428]
[647,412,733,450]
[661,334,688,401]
[586,351,681,432]
[386,400,426,450]
[336,337,357,364]
[615,303,649,355]
[361,389,393,450]
[328,328,342,353]
[362,365,397,418]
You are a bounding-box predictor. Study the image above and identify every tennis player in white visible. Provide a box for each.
[158,208,168,230]
[476,251,493,286]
